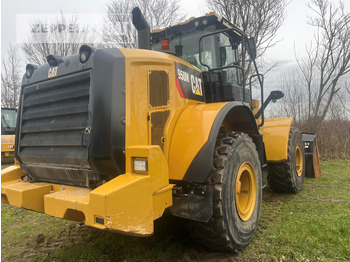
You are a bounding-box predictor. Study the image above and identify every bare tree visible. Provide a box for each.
[272,69,350,160]
[273,72,307,124]
[296,0,350,131]
[1,44,22,108]
[206,0,288,72]
[344,81,350,115]
[22,13,92,65]
[275,71,349,121]
[136,0,185,29]
[103,0,185,48]
[103,0,137,48]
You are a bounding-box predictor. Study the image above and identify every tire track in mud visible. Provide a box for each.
[2,223,95,262]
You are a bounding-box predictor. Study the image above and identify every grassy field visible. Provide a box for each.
[1,160,350,262]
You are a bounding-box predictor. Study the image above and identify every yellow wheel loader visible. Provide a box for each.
[1,8,321,251]
[1,108,17,164]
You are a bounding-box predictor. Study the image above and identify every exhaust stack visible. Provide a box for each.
[132,7,151,50]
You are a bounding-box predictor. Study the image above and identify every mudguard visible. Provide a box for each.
[259,118,293,162]
[169,101,262,183]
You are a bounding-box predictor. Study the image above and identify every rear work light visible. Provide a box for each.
[25,64,38,79]
[133,158,148,173]
[79,45,96,64]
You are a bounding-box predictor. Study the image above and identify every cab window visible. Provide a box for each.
[152,25,219,71]
[219,32,241,85]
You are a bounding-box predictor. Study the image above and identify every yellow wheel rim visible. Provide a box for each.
[295,145,303,177]
[235,162,257,222]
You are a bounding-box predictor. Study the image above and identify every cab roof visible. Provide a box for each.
[151,12,242,42]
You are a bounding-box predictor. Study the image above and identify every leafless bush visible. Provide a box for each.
[312,120,350,160]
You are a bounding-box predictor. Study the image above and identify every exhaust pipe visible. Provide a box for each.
[132,7,151,50]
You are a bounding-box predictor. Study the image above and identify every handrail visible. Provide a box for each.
[198,25,264,120]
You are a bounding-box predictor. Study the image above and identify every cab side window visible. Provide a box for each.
[219,33,240,86]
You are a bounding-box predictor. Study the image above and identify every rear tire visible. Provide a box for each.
[189,131,262,251]
[268,128,305,193]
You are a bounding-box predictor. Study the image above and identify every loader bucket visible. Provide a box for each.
[302,132,321,178]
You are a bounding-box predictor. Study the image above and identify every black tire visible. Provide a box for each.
[268,128,305,193]
[189,131,262,251]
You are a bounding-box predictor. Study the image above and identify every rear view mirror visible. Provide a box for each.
[270,90,284,102]
[247,37,257,60]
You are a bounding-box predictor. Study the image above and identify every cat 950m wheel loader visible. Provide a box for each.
[1,8,321,251]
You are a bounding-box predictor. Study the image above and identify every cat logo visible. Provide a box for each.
[175,62,205,102]
[191,75,203,96]
[48,67,58,78]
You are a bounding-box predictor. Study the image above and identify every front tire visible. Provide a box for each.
[268,128,305,193]
[189,131,262,251]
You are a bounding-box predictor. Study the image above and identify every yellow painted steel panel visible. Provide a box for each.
[3,182,52,212]
[1,135,15,145]
[1,146,173,236]
[1,135,15,163]
[260,118,293,162]
[251,99,262,126]
[120,48,203,163]
[169,102,228,180]
[1,165,22,184]
[44,187,90,219]
[1,143,15,153]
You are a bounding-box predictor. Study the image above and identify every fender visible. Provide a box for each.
[259,118,293,162]
[169,101,263,183]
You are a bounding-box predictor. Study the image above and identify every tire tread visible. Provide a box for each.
[188,131,258,251]
[267,128,305,193]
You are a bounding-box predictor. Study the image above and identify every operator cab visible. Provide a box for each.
[151,13,260,105]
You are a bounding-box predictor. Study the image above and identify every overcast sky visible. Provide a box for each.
[1,0,349,88]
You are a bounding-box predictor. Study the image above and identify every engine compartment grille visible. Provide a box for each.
[18,70,92,186]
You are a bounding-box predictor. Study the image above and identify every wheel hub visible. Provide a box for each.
[295,145,303,177]
[235,162,257,221]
